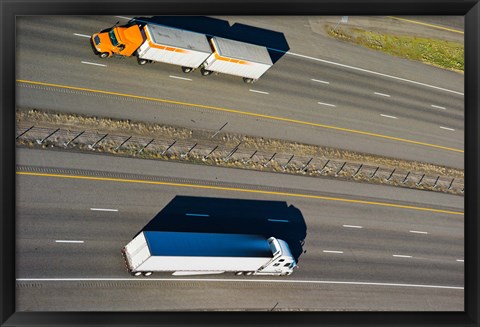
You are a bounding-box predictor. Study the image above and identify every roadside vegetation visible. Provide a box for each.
[327,26,464,72]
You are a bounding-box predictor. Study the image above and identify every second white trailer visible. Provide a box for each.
[136,24,213,72]
[201,37,273,83]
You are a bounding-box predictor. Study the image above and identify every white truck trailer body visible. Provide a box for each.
[136,24,212,69]
[122,231,296,276]
[203,37,273,80]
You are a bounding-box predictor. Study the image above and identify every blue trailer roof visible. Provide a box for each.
[143,231,272,257]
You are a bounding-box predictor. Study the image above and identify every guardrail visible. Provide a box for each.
[16,124,464,195]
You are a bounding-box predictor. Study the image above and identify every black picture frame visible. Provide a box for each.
[1,0,478,326]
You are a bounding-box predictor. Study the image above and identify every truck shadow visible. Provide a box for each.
[140,196,307,263]
[133,16,289,64]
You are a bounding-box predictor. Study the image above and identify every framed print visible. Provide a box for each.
[1,0,479,326]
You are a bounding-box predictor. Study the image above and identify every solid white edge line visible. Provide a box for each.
[323,250,344,254]
[317,101,336,107]
[311,79,330,84]
[15,278,464,290]
[456,259,464,262]
[409,230,429,234]
[249,89,269,95]
[286,51,464,96]
[342,225,363,229]
[374,92,391,97]
[380,114,398,119]
[55,240,84,243]
[90,208,119,212]
[81,61,107,67]
[440,126,455,131]
[431,105,447,110]
[169,75,192,81]
[73,33,91,38]
[115,16,132,20]
[393,255,413,258]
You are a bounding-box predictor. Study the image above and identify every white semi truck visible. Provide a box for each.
[122,231,297,277]
[91,20,273,82]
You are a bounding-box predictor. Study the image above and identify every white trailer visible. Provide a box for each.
[201,37,273,83]
[122,231,297,277]
[136,24,213,72]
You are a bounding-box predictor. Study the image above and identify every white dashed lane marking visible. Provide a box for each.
[380,114,398,119]
[409,230,429,234]
[317,101,336,107]
[81,61,107,67]
[90,208,118,212]
[169,75,192,81]
[342,225,363,229]
[74,33,91,38]
[249,89,269,95]
[311,79,330,84]
[440,126,455,131]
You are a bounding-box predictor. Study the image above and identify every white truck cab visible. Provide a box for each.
[254,237,297,276]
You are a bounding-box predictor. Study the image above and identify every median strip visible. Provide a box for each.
[15,109,464,195]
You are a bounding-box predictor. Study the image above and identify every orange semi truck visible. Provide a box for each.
[91,20,273,83]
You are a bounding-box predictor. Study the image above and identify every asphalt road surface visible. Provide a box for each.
[16,16,464,168]
[15,149,464,311]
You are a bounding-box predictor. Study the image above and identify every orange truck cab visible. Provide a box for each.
[91,23,144,58]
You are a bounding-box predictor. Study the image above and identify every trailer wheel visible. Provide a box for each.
[133,271,142,277]
[200,67,212,76]
[245,272,253,276]
[137,58,148,65]
[243,78,254,84]
[235,271,243,276]
[143,272,153,277]
[181,66,193,73]
[99,52,109,59]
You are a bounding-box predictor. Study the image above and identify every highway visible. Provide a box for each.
[16,16,464,168]
[16,149,463,310]
[14,15,465,311]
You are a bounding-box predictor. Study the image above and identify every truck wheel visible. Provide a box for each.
[99,52,109,59]
[235,271,243,276]
[137,58,148,65]
[243,78,254,84]
[200,67,212,76]
[133,271,142,277]
[181,66,193,73]
[143,272,153,277]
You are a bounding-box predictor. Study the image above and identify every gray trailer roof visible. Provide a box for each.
[211,37,273,65]
[145,24,212,53]
[144,231,272,257]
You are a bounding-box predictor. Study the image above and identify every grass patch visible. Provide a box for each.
[327,26,464,72]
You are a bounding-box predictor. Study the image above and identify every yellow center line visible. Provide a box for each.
[17,79,463,154]
[388,16,464,34]
[17,171,464,216]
